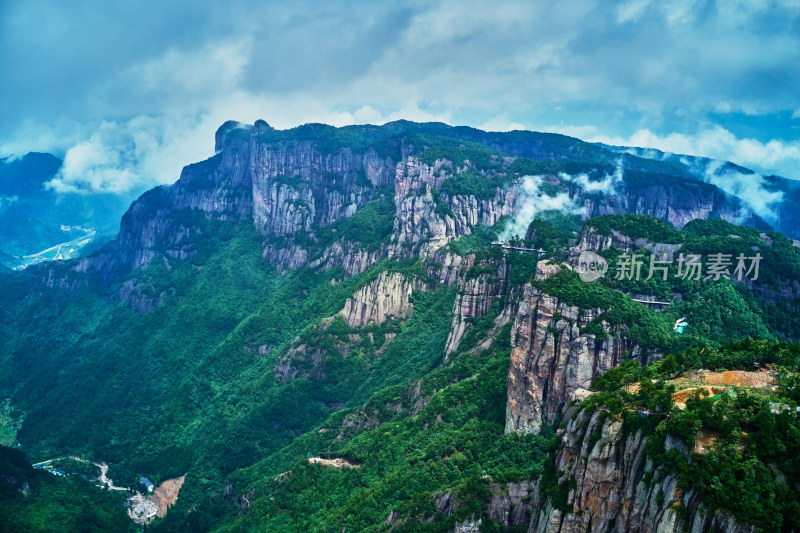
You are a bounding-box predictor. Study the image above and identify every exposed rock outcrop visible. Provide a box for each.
[274,271,413,383]
[423,250,475,289]
[76,124,396,281]
[444,267,507,357]
[340,271,413,328]
[577,179,765,232]
[308,240,386,277]
[573,226,682,261]
[426,481,534,531]
[528,405,756,533]
[391,157,517,258]
[249,142,390,236]
[56,120,796,313]
[487,481,535,528]
[505,279,652,435]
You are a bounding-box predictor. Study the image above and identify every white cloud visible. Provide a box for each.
[501,175,581,240]
[0,120,86,160]
[117,40,250,100]
[30,94,458,195]
[592,136,786,224]
[382,103,453,124]
[701,160,784,224]
[714,102,733,114]
[616,0,651,24]
[550,124,800,179]
[561,159,625,194]
[478,116,527,132]
[716,0,774,27]
[544,124,603,140]
[2,0,800,196]
[48,122,150,194]
[353,105,383,124]
[0,196,19,212]
[661,0,700,26]
[512,41,566,74]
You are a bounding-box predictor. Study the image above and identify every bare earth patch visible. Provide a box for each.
[671,369,778,409]
[127,474,186,524]
[309,457,361,469]
[694,429,721,454]
[151,475,186,517]
[685,369,776,388]
[672,386,728,409]
[624,382,641,394]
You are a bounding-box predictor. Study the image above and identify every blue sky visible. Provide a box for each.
[1,0,799,194]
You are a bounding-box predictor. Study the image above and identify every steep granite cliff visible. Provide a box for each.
[55,119,798,313]
[340,271,414,328]
[529,404,756,533]
[505,269,648,435]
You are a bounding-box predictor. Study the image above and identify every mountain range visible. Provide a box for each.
[1,120,799,532]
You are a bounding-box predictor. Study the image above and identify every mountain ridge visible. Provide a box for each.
[40,119,791,307]
[2,120,799,532]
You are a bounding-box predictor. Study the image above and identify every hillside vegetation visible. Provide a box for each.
[1,120,798,532]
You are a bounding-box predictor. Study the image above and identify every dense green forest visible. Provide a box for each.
[1,119,799,531]
[2,208,799,531]
[217,330,552,532]
[0,445,133,532]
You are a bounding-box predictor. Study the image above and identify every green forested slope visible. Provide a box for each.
[0,445,133,532]
[1,208,799,531]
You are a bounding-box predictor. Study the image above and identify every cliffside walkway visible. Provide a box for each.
[631,298,671,308]
[490,242,547,254]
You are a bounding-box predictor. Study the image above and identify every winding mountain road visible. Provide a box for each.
[33,456,130,491]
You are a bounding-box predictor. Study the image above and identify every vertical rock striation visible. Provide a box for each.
[59,119,797,312]
[340,271,414,328]
[528,405,756,533]
[504,268,650,434]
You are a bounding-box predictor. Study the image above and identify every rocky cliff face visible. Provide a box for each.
[274,270,414,384]
[340,271,413,328]
[444,261,508,357]
[578,179,763,231]
[249,141,392,235]
[572,223,800,307]
[528,405,756,533]
[423,250,475,289]
[74,132,257,280]
[384,480,534,532]
[74,122,395,282]
[572,226,682,261]
[504,265,653,435]
[391,156,517,258]
[58,119,797,312]
[73,124,519,288]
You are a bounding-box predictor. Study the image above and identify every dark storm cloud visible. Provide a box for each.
[2,0,799,192]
